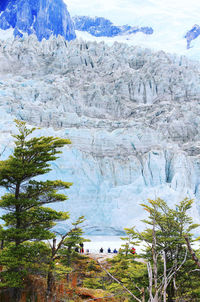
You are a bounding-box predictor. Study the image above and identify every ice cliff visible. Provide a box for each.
[72,16,153,37]
[0,36,200,234]
[0,0,76,41]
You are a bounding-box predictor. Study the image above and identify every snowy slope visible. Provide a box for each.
[75,29,200,61]
[65,0,200,60]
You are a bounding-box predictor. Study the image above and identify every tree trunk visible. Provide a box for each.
[147,211,159,302]
[15,182,21,247]
[152,214,158,291]
[46,239,56,300]
[168,282,175,302]
[66,247,71,283]
[0,240,4,250]
[141,288,145,302]
[12,288,21,302]
[185,235,200,267]
[163,251,167,302]
[147,262,153,300]
[147,262,159,302]
[47,269,55,298]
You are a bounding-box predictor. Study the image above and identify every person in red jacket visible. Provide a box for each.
[130,247,136,255]
[80,243,84,253]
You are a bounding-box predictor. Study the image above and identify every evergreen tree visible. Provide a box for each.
[0,120,72,299]
[60,216,88,267]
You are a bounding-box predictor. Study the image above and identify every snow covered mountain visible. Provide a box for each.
[0,0,199,59]
[0,36,200,234]
[185,25,200,49]
[0,0,76,41]
[65,0,200,61]
[72,16,153,37]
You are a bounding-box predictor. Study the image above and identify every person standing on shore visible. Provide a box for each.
[80,243,84,253]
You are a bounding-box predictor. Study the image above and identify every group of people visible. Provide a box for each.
[75,243,136,255]
[75,243,89,254]
[100,247,136,254]
[99,247,118,254]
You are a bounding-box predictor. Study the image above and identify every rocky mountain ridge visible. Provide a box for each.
[0,0,76,41]
[72,16,153,37]
[185,24,200,49]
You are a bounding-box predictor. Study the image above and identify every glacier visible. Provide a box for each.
[0,0,76,41]
[72,16,153,37]
[0,35,200,234]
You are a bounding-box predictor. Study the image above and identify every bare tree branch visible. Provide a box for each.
[163,251,167,302]
[188,269,200,273]
[166,250,187,287]
[173,278,178,291]
[0,142,9,158]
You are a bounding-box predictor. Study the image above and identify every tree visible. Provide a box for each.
[121,227,140,256]
[105,198,200,302]
[46,216,89,297]
[138,198,199,301]
[0,120,72,300]
[105,252,147,302]
[60,216,89,268]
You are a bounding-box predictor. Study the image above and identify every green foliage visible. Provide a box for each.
[140,198,197,248]
[120,227,140,256]
[52,263,72,281]
[120,198,200,301]
[172,256,200,301]
[83,277,103,289]
[106,254,148,301]
[0,120,72,289]
[87,260,100,272]
[0,242,50,287]
[59,216,90,267]
[140,198,198,263]
[0,121,200,302]
[93,198,200,302]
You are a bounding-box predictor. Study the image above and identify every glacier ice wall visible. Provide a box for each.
[0,36,200,234]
